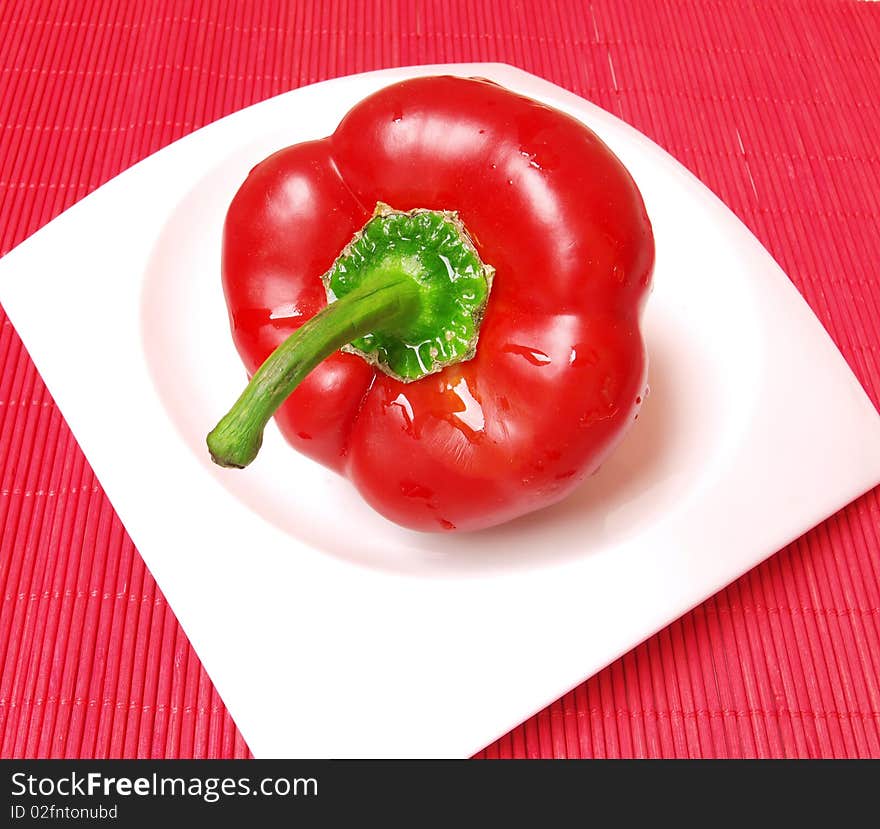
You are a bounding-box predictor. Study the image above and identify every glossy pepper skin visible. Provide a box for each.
[221,76,654,532]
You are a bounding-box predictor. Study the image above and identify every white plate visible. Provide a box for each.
[2,64,880,758]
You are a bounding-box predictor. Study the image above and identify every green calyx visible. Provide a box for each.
[325,203,494,381]
[207,203,494,469]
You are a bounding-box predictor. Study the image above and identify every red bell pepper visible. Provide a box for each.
[208,76,654,532]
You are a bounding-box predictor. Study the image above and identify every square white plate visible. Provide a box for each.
[2,64,880,758]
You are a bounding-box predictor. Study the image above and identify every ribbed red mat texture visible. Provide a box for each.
[1,0,879,759]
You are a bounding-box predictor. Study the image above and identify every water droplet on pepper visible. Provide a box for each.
[503,344,552,366]
[388,393,415,431]
[400,480,434,499]
[569,344,599,367]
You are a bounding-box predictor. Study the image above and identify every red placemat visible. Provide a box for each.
[1,0,879,759]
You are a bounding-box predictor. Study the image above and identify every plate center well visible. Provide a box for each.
[141,125,759,577]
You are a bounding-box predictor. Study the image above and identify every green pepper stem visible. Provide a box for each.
[207,270,420,469]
